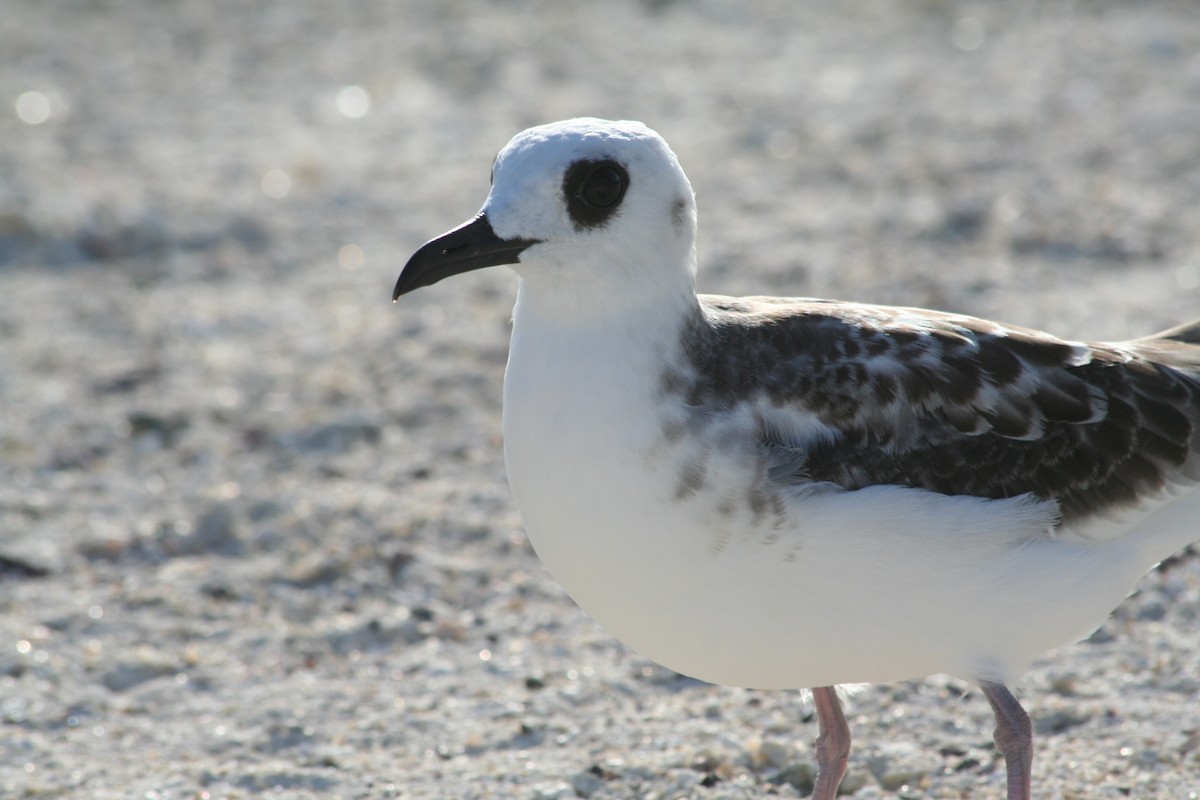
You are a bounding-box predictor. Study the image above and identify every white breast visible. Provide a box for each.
[501,287,1170,690]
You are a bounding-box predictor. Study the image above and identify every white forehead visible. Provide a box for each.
[500,117,663,163]
[496,119,683,189]
[485,118,690,238]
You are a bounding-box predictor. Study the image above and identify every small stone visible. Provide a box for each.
[126,410,190,444]
[864,741,940,792]
[246,499,285,521]
[193,502,237,545]
[0,552,51,578]
[569,769,604,798]
[689,751,724,775]
[1034,706,1091,734]
[663,768,701,794]
[291,414,381,453]
[94,364,161,394]
[101,646,178,692]
[749,737,790,768]
[1048,672,1079,696]
[1136,600,1167,621]
[531,782,574,800]
[839,766,872,794]
[164,502,240,557]
[283,549,347,586]
[768,760,814,792]
[1168,676,1200,694]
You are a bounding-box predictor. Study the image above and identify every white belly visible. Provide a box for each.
[501,298,1171,690]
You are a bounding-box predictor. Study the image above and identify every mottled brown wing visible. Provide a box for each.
[688,297,1200,524]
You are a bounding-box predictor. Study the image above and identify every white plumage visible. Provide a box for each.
[394,118,1200,800]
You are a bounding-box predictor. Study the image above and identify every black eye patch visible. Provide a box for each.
[562,159,630,231]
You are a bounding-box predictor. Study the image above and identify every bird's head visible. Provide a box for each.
[393,118,698,304]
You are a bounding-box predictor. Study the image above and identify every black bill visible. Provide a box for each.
[392,214,540,300]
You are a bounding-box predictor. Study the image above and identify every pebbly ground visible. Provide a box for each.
[3,1,1200,798]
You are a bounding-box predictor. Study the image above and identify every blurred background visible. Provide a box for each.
[3,2,1200,798]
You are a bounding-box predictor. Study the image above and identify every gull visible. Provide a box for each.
[392,117,1200,800]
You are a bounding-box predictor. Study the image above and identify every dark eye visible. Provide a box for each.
[562,159,629,230]
[580,164,626,208]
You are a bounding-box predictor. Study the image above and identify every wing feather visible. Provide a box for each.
[676,296,1200,525]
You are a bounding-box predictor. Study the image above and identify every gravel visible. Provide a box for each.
[3,1,1200,798]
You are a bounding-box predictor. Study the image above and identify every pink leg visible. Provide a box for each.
[810,686,851,800]
[981,682,1033,800]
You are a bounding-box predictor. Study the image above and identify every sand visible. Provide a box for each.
[3,1,1200,797]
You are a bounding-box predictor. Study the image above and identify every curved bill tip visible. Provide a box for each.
[392,214,540,301]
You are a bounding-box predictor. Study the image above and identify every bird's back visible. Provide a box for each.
[681,296,1200,541]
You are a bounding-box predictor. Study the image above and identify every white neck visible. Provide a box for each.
[508,234,699,329]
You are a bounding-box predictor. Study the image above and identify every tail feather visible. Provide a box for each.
[1149,318,1200,345]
